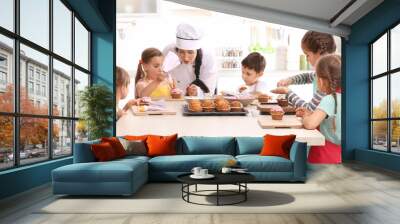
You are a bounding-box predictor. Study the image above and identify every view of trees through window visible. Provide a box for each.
[0,0,90,170]
[371,23,400,153]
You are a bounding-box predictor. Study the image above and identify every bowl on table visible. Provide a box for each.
[224,96,255,107]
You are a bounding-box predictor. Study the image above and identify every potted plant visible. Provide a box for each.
[79,84,113,140]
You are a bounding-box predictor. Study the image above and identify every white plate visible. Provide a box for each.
[190,174,215,179]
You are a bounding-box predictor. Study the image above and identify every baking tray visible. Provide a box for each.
[182,105,248,116]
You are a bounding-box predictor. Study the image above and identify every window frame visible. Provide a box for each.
[0,0,92,171]
[370,20,400,154]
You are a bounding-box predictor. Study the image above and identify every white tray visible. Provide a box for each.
[190,174,215,179]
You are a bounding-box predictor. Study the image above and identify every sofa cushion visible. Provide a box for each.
[147,134,178,157]
[236,155,293,172]
[179,137,236,155]
[149,154,235,172]
[101,137,127,158]
[74,140,100,163]
[235,137,263,155]
[260,134,296,159]
[116,155,150,163]
[91,142,118,161]
[118,138,147,156]
[53,159,147,183]
[124,135,149,141]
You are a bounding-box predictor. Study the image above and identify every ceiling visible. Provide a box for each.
[116,0,384,37]
[225,0,353,24]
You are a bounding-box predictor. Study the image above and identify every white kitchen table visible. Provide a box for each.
[117,101,325,146]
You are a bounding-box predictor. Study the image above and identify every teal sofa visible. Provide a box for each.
[52,136,307,196]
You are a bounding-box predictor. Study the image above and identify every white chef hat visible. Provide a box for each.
[176,23,202,50]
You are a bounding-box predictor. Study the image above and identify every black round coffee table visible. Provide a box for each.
[177,173,255,206]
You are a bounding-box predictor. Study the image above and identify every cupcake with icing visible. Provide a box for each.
[270,105,285,120]
[170,88,183,99]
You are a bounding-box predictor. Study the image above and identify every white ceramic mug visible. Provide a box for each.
[200,169,208,176]
[221,167,232,174]
[191,167,202,176]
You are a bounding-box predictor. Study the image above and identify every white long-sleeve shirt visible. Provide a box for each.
[163,44,217,94]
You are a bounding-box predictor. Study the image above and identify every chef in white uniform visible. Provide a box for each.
[163,23,217,96]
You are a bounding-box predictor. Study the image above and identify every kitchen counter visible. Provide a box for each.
[117,101,325,146]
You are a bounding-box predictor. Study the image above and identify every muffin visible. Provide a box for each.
[270,106,285,120]
[277,98,289,107]
[201,99,215,112]
[215,99,231,112]
[170,88,183,99]
[188,100,202,112]
[258,94,270,104]
[230,101,243,112]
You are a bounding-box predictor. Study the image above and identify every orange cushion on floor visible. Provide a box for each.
[124,135,149,141]
[91,142,117,162]
[101,137,126,158]
[146,134,178,157]
[260,134,296,159]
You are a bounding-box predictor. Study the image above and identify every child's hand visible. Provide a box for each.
[123,99,139,111]
[186,84,198,96]
[238,86,247,93]
[271,87,289,94]
[296,107,312,117]
[277,78,292,87]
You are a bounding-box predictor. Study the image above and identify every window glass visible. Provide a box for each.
[391,24,400,70]
[75,120,88,143]
[391,72,400,118]
[0,116,13,170]
[53,119,72,158]
[74,69,89,118]
[20,117,49,165]
[372,34,387,76]
[20,0,49,49]
[372,121,388,151]
[53,0,72,60]
[74,18,89,69]
[0,0,14,31]
[391,121,400,153]
[53,59,72,117]
[372,77,387,119]
[0,35,14,113]
[20,44,49,115]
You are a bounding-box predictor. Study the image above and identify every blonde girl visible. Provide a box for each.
[301,54,342,164]
[135,48,173,99]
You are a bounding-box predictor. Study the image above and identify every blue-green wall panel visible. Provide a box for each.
[343,44,369,160]
[0,0,116,200]
[65,0,110,32]
[344,0,400,170]
[0,158,72,199]
[355,149,400,172]
[92,33,114,87]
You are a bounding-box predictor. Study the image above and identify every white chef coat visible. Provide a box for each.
[240,80,270,94]
[163,44,217,94]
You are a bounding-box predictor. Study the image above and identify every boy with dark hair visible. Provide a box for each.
[238,52,268,95]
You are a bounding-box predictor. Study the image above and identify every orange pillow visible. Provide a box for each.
[91,142,117,161]
[146,134,178,157]
[124,135,149,141]
[260,134,296,159]
[101,137,126,158]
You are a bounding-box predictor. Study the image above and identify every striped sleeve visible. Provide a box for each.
[287,89,326,111]
[288,72,315,85]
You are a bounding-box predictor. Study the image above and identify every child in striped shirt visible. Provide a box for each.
[273,31,337,111]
